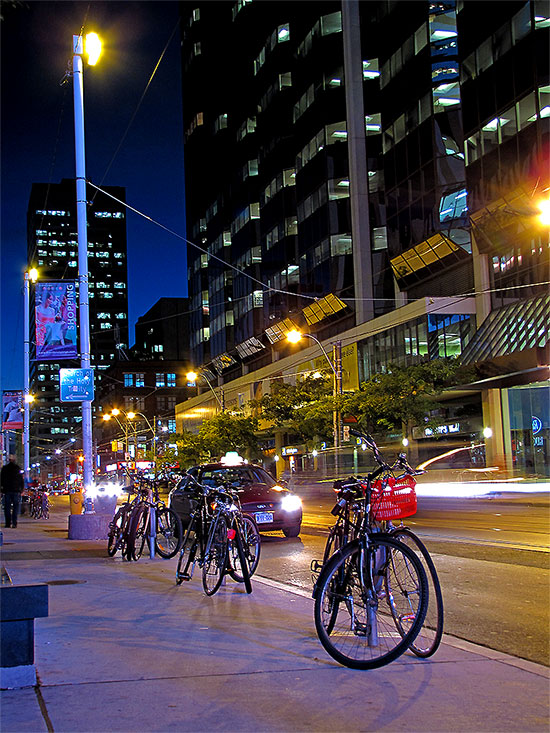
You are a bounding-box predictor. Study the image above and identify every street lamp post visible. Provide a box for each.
[23,268,38,484]
[286,330,343,473]
[186,371,224,412]
[72,32,101,490]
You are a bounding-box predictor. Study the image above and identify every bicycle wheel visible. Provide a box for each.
[154,507,183,559]
[314,536,428,670]
[175,514,199,584]
[202,515,228,596]
[107,507,126,556]
[228,515,260,581]
[126,505,148,561]
[390,527,444,658]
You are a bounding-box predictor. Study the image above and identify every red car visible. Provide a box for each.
[169,461,303,538]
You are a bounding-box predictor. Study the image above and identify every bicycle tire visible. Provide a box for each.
[233,523,253,594]
[314,535,428,670]
[126,505,147,561]
[228,515,260,582]
[390,527,444,658]
[107,507,126,556]
[175,514,200,584]
[202,515,228,596]
[155,507,183,559]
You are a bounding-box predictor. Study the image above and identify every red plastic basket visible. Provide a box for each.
[370,475,417,520]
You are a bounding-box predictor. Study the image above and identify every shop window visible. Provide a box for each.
[538,85,550,118]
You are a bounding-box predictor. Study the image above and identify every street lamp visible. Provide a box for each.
[72,31,102,490]
[537,196,550,227]
[23,268,38,484]
[286,330,343,470]
[103,408,156,460]
[186,370,224,411]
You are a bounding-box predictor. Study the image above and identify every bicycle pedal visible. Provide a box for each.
[176,573,192,581]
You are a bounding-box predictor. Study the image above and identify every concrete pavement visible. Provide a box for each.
[1,512,548,733]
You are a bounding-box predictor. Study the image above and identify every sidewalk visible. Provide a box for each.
[1,513,548,733]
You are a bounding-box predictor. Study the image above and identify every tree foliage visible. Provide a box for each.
[342,359,474,435]
[198,412,259,460]
[256,374,334,445]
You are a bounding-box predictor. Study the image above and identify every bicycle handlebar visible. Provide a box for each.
[347,428,425,479]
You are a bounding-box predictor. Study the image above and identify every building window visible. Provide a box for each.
[153,345,164,353]
[156,373,166,387]
[135,373,145,387]
[124,373,134,387]
[167,373,176,387]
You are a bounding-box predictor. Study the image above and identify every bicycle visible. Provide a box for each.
[125,475,184,561]
[312,429,444,661]
[175,475,257,595]
[29,489,51,519]
[107,475,183,561]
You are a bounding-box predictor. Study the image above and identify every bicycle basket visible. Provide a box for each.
[370,475,417,520]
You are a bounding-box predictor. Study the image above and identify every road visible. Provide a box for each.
[256,493,550,666]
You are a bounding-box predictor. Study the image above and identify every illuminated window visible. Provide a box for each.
[363,59,379,80]
[124,373,134,387]
[136,373,145,387]
[156,373,166,387]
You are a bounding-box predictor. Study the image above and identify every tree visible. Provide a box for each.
[255,374,334,446]
[198,412,260,461]
[342,359,475,435]
[174,430,207,469]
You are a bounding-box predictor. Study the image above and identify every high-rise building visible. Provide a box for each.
[27,179,128,468]
[179,1,548,474]
[133,298,191,361]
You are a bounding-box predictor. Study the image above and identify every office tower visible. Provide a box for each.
[456,0,549,473]
[180,1,548,473]
[133,297,191,361]
[27,179,128,471]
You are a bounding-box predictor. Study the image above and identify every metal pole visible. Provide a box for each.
[23,272,31,484]
[72,35,93,489]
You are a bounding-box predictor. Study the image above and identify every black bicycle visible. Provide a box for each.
[313,430,444,662]
[108,475,183,561]
[175,475,257,595]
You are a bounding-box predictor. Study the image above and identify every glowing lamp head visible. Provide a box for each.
[537,196,550,227]
[127,412,135,420]
[28,268,39,283]
[186,371,198,383]
[483,427,493,439]
[24,394,35,404]
[111,408,120,416]
[286,330,303,344]
[85,33,102,66]
[102,414,111,421]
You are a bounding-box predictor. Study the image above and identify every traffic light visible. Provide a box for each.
[342,425,350,441]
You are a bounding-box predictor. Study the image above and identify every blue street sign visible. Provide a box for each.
[59,368,95,402]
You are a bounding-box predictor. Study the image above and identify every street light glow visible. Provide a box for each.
[85,32,102,66]
[286,330,303,344]
[28,268,39,283]
[537,196,550,227]
[24,394,35,404]
[186,371,198,382]
[127,412,135,420]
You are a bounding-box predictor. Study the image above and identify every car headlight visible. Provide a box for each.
[281,494,302,512]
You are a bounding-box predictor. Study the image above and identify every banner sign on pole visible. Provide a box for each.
[59,368,94,402]
[35,281,78,360]
[2,390,23,430]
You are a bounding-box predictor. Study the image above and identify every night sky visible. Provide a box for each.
[0,1,187,394]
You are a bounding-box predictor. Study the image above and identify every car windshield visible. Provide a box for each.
[199,466,277,488]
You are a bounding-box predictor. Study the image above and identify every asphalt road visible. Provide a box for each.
[257,494,550,666]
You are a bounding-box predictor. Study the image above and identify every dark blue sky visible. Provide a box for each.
[0,1,187,394]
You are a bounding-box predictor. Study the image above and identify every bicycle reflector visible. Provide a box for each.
[227,528,236,540]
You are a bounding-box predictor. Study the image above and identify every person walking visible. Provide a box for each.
[1,454,24,528]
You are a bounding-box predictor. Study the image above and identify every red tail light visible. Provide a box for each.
[227,528,236,540]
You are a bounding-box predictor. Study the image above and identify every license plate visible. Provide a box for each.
[254,512,274,524]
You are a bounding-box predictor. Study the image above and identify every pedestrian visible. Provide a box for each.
[1,454,25,528]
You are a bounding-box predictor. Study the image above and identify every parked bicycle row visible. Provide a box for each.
[105,434,444,670]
